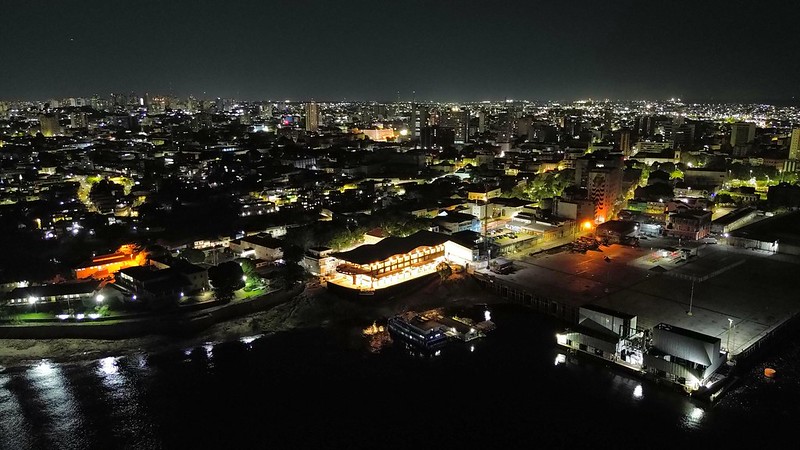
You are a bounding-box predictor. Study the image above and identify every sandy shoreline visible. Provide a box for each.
[0,275,499,368]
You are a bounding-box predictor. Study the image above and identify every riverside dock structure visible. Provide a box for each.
[474,237,800,366]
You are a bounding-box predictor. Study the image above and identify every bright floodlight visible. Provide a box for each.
[633,385,643,399]
[484,309,491,322]
[96,294,104,303]
[27,297,36,304]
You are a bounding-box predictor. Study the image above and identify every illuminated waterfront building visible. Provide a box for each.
[327,231,475,293]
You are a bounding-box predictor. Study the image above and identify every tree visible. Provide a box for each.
[280,262,307,287]
[327,227,366,251]
[208,261,245,303]
[436,262,452,281]
[282,245,304,264]
[236,258,258,288]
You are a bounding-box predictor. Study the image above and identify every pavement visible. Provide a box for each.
[483,236,800,356]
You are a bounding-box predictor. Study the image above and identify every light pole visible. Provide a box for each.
[687,280,694,316]
[727,318,734,359]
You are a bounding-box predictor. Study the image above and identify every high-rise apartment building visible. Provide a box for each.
[618,128,632,157]
[587,167,623,223]
[411,104,429,138]
[39,113,60,137]
[789,128,800,161]
[730,122,756,147]
[440,107,469,144]
[305,101,319,132]
[69,112,88,129]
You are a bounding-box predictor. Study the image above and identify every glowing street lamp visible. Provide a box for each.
[726,318,735,359]
[95,294,105,303]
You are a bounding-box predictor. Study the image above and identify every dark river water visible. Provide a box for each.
[1,304,797,449]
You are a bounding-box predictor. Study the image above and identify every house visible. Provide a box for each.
[666,210,712,240]
[4,280,100,308]
[115,263,208,302]
[435,211,479,234]
[465,184,502,202]
[302,246,337,277]
[73,245,146,280]
[229,233,284,261]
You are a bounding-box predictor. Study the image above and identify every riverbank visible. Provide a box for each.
[0,273,500,366]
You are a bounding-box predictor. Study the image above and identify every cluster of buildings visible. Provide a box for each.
[3,94,800,308]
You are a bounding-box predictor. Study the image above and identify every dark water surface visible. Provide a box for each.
[1,304,797,449]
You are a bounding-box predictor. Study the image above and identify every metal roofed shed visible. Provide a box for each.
[644,322,726,389]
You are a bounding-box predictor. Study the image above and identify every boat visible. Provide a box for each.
[387,312,449,350]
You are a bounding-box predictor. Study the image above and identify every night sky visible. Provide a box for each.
[2,0,799,102]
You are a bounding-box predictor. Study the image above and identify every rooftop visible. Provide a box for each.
[236,234,283,250]
[5,280,100,300]
[712,207,756,226]
[334,230,450,265]
[729,211,800,247]
[654,322,719,344]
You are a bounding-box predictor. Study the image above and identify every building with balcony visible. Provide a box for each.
[327,230,474,295]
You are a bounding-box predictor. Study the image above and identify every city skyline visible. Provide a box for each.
[2,0,799,102]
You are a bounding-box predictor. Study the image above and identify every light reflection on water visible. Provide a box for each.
[0,372,32,449]
[26,360,87,449]
[682,406,705,430]
[0,305,798,447]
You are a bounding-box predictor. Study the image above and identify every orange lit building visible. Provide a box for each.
[358,128,396,142]
[74,245,146,280]
[327,231,475,295]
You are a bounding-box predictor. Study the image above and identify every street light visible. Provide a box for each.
[727,318,734,358]
[95,294,104,303]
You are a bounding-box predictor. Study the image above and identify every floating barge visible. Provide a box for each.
[387,309,494,350]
